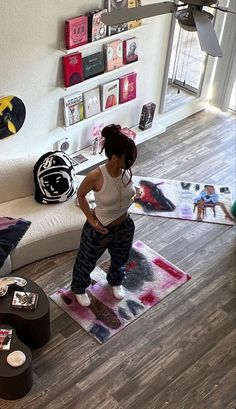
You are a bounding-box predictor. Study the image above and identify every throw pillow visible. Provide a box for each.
[0,217,31,268]
[33,151,77,204]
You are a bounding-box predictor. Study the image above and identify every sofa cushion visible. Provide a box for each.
[0,196,86,270]
[33,151,77,204]
[0,217,31,268]
[0,157,38,203]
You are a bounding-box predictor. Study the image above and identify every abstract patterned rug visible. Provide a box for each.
[130,176,234,225]
[50,241,191,344]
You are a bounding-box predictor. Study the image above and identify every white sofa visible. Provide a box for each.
[0,156,86,276]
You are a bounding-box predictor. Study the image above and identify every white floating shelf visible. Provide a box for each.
[64,60,141,91]
[63,25,145,55]
[72,121,166,173]
[63,99,138,131]
[132,122,166,145]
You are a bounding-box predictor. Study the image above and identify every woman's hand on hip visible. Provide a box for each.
[88,218,108,234]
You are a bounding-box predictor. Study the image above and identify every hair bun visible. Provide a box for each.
[101,124,121,139]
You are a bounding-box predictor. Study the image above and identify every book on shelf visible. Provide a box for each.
[119,72,137,103]
[87,9,107,42]
[139,102,156,130]
[0,329,12,351]
[71,153,88,166]
[63,91,84,127]
[83,87,101,118]
[83,51,105,80]
[128,0,142,30]
[65,15,88,50]
[123,37,138,64]
[104,39,123,72]
[106,0,128,35]
[62,52,84,88]
[101,79,119,111]
[11,291,38,310]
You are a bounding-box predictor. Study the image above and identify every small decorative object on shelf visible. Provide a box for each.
[55,137,70,152]
[139,102,156,130]
[123,37,138,64]
[6,350,26,368]
[83,51,105,80]
[92,136,99,155]
[121,127,136,140]
[65,15,88,50]
[104,39,123,71]
[91,122,105,150]
[0,329,12,351]
[83,87,101,118]
[62,52,84,88]
[106,0,128,35]
[12,291,38,310]
[63,91,84,127]
[119,72,137,103]
[101,79,119,111]
[128,0,142,30]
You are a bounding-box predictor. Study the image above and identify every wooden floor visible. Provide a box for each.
[1,108,235,409]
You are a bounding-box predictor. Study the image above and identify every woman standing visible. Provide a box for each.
[71,124,137,306]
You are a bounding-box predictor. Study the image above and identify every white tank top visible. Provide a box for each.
[94,164,136,226]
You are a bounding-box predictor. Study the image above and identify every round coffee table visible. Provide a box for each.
[0,277,50,349]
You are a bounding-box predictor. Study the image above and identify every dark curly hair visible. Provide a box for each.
[100,124,137,184]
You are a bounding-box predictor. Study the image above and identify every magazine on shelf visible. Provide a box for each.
[12,291,38,310]
[123,37,138,64]
[104,39,123,71]
[119,72,137,103]
[63,91,84,127]
[71,153,88,166]
[101,79,119,111]
[87,9,107,42]
[83,51,105,80]
[106,0,128,35]
[64,15,88,49]
[0,329,13,351]
[62,52,84,88]
[83,87,101,118]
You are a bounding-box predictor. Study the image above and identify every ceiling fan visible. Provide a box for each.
[101,1,236,58]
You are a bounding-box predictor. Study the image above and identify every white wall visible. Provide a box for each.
[0,0,172,159]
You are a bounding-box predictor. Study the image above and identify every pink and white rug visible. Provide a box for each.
[50,241,191,344]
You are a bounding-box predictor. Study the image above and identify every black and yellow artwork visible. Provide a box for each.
[0,95,26,140]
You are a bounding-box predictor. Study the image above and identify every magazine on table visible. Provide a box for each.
[12,291,38,310]
[0,329,13,351]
